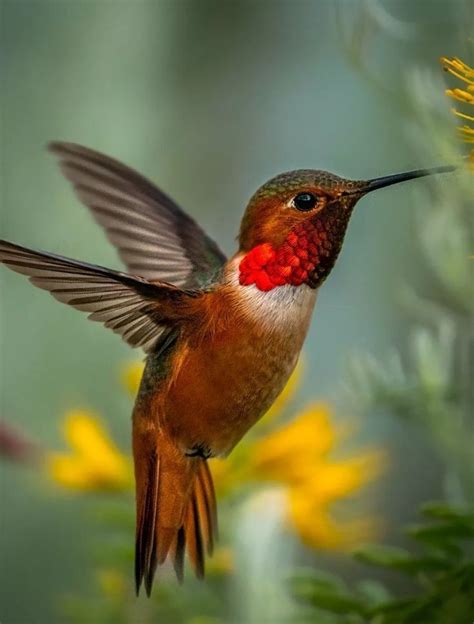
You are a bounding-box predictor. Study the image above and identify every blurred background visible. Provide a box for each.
[1,1,472,623]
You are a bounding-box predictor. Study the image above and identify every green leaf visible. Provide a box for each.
[368,596,422,617]
[421,502,474,523]
[353,544,450,577]
[356,579,392,606]
[408,520,474,543]
[301,586,367,616]
[370,598,438,624]
[291,568,347,592]
[353,544,412,565]
[293,569,367,616]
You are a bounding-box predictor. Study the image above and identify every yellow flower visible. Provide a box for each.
[211,366,386,551]
[286,447,384,549]
[441,56,474,166]
[121,360,145,396]
[249,403,337,483]
[47,410,133,491]
[254,404,384,550]
[288,484,378,550]
[458,125,474,143]
[441,56,474,87]
[298,453,384,504]
[446,88,474,105]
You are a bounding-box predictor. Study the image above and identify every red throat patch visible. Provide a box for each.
[239,220,333,291]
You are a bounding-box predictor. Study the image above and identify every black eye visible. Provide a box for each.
[293,192,317,211]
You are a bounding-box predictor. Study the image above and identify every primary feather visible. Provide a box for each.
[0,240,195,352]
[48,142,227,288]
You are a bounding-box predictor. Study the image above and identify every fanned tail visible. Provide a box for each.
[133,427,217,595]
[170,460,218,583]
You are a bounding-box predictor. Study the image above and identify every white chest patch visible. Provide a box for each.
[225,255,318,333]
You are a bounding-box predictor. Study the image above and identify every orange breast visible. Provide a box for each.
[155,282,316,457]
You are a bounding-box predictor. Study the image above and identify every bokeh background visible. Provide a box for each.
[1,1,472,623]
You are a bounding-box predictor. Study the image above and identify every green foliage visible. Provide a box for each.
[293,503,474,623]
[293,141,473,621]
[343,136,473,501]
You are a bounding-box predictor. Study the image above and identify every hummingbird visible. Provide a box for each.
[0,143,454,595]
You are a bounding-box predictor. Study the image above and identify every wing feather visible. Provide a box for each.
[0,240,195,352]
[48,142,226,287]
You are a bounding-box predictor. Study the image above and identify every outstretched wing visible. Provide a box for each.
[0,240,196,353]
[48,142,226,288]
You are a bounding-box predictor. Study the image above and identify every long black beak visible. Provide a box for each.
[362,164,456,194]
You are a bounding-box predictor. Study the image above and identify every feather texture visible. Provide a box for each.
[48,142,226,287]
[0,240,194,352]
[132,414,218,593]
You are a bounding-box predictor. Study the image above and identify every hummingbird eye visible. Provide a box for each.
[293,192,317,211]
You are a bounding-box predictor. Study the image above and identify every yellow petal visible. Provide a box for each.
[287,487,380,550]
[46,454,97,490]
[249,403,337,482]
[441,56,474,157]
[65,412,128,469]
[458,125,474,143]
[446,88,474,104]
[121,361,145,396]
[46,451,131,491]
[63,410,110,454]
[441,56,474,85]
[299,451,386,504]
[49,411,132,491]
[452,109,474,122]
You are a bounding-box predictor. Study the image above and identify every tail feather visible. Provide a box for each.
[134,452,160,596]
[170,526,186,583]
[133,431,218,595]
[186,496,205,579]
[196,463,217,555]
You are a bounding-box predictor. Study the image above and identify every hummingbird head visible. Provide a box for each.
[238,165,454,291]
